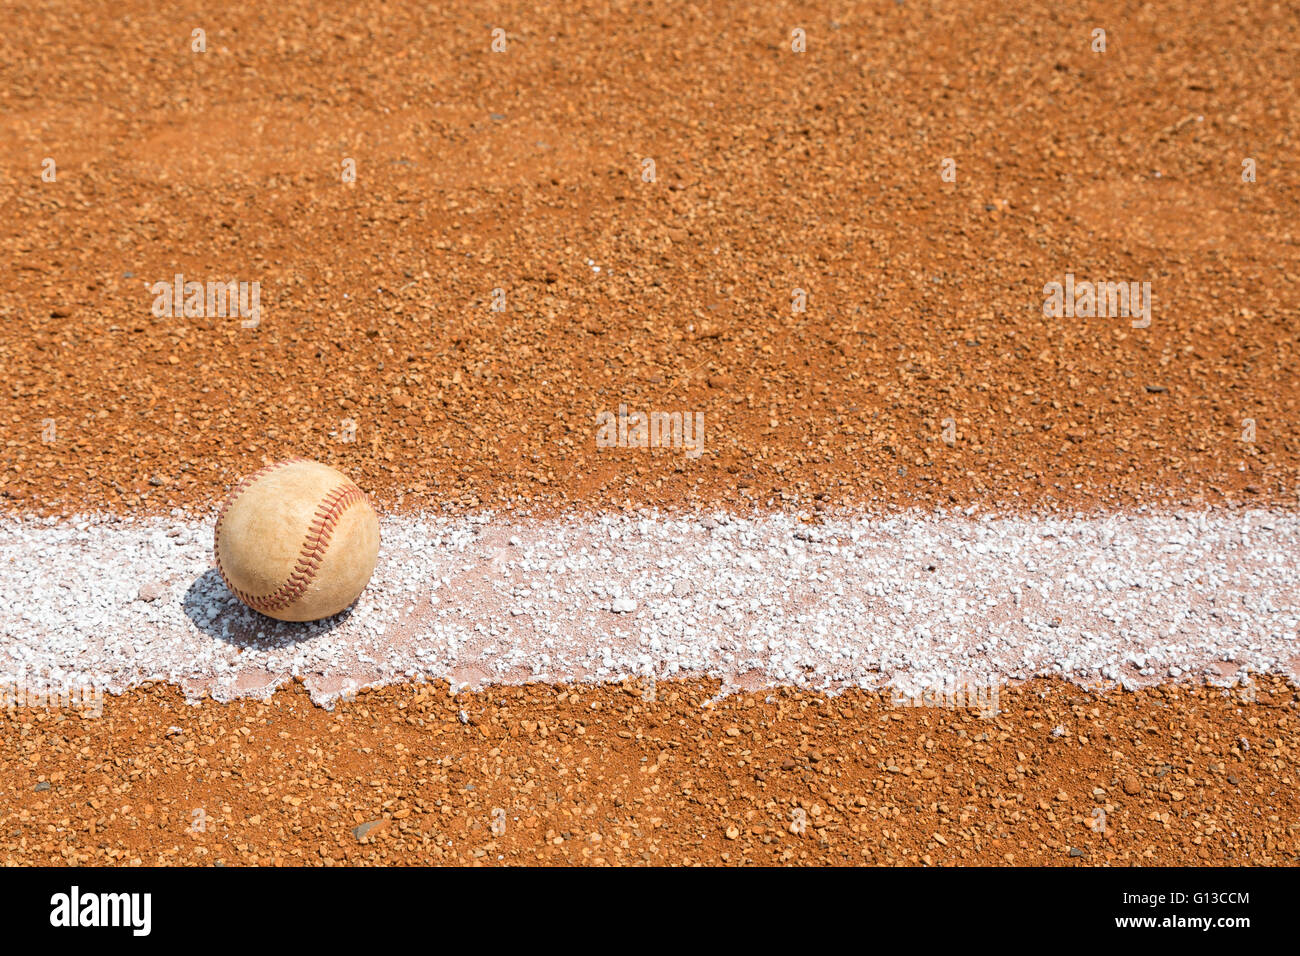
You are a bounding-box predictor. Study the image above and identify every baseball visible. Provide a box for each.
[214,458,380,622]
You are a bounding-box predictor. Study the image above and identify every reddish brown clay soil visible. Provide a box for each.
[1,678,1295,866]
[1,0,1297,867]
[0,0,1296,516]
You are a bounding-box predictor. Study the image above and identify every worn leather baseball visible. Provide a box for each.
[214,458,380,622]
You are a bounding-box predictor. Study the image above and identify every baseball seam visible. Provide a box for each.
[213,457,306,546]
[214,460,369,616]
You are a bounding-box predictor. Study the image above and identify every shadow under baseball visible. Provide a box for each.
[183,568,356,649]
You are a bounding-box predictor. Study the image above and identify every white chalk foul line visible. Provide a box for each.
[0,509,1296,707]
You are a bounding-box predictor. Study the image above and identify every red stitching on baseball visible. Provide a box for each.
[213,460,369,616]
[213,457,308,541]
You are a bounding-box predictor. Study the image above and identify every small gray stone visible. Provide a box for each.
[353,820,386,841]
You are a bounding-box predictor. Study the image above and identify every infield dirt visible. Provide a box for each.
[1,0,1297,866]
